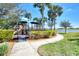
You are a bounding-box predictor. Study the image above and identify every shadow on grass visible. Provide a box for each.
[68,38,79,45]
[69,38,79,41]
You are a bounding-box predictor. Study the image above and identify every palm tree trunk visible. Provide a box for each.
[40,15,43,30]
[42,23,43,30]
[37,25,39,30]
[54,19,56,30]
[51,26,52,30]
[41,9,44,30]
[65,27,67,34]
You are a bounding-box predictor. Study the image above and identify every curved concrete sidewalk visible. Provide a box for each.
[10,34,64,56]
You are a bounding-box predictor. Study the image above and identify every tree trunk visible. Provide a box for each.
[65,27,67,34]
[51,26,52,30]
[42,18,44,30]
[41,10,44,30]
[53,19,56,30]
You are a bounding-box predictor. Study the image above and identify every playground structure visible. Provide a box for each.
[13,17,39,41]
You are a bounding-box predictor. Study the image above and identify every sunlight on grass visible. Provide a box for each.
[38,32,79,56]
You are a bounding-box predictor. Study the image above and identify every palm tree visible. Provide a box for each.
[42,17,47,30]
[48,20,54,30]
[33,17,47,30]
[25,12,32,20]
[33,17,42,30]
[33,17,38,30]
[24,11,32,30]
[33,3,45,30]
[47,4,63,30]
[60,20,71,33]
[48,10,55,30]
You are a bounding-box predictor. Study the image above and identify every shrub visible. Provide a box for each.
[0,43,8,56]
[30,30,56,39]
[0,29,14,42]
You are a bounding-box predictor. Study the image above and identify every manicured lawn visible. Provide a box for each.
[38,32,79,56]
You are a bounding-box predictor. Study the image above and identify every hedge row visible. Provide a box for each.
[30,30,56,39]
[0,29,14,42]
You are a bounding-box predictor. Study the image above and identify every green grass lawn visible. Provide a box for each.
[38,32,79,56]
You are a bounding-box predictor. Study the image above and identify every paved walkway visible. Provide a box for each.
[10,34,64,56]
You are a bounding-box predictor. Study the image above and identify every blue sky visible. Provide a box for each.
[18,3,79,28]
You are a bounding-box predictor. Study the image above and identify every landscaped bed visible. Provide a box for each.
[30,30,56,40]
[38,32,79,56]
[0,29,56,56]
[0,29,14,56]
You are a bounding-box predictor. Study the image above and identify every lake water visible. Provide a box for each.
[57,29,79,33]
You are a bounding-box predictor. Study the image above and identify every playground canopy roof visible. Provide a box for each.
[19,17,28,23]
[30,22,39,24]
[19,17,39,24]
